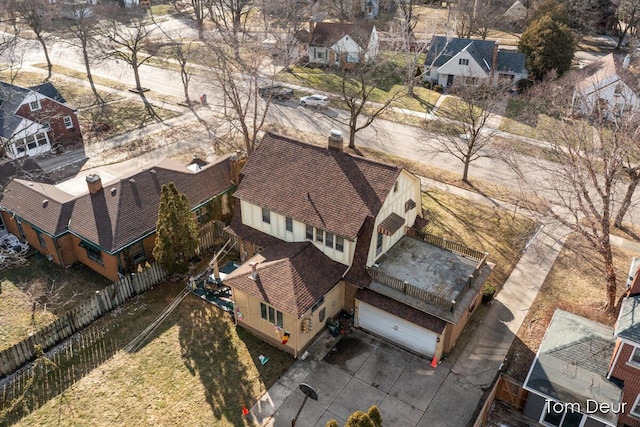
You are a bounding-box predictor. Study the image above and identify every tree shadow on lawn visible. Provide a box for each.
[178,301,294,426]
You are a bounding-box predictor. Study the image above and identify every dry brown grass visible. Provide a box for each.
[504,233,639,382]
[14,280,294,427]
[0,260,110,352]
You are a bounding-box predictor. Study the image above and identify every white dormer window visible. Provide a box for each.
[459,58,469,66]
[29,100,41,111]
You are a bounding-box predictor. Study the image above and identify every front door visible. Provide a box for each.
[447,74,454,86]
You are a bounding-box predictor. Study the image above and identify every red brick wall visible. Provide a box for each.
[611,341,640,426]
[15,99,82,147]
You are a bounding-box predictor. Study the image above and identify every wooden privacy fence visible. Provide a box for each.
[0,263,166,378]
[473,374,529,427]
[0,327,116,425]
[197,220,234,255]
[407,228,488,262]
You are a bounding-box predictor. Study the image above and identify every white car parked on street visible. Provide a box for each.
[300,94,329,108]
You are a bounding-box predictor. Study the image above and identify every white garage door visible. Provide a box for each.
[356,301,438,357]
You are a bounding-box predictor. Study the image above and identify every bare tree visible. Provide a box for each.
[62,2,106,107]
[96,6,161,119]
[200,39,272,154]
[424,82,505,182]
[328,0,357,22]
[615,0,640,49]
[502,79,640,313]
[172,0,210,40]
[338,62,403,149]
[8,0,54,79]
[207,0,252,37]
[259,0,308,67]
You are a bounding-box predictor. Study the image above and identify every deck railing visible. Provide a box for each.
[367,268,456,312]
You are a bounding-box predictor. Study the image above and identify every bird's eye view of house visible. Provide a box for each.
[224,131,491,362]
[304,21,379,69]
[0,155,241,282]
[424,36,529,87]
[0,81,82,159]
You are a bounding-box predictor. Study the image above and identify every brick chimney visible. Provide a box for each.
[491,41,499,79]
[230,151,247,185]
[309,19,315,44]
[328,130,343,152]
[86,174,102,195]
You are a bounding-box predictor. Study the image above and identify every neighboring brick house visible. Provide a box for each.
[573,53,640,120]
[522,309,622,427]
[0,156,239,281]
[608,271,640,427]
[306,22,379,68]
[0,82,82,159]
[424,36,528,87]
[224,132,491,359]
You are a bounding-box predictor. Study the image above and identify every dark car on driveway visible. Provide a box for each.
[258,84,294,101]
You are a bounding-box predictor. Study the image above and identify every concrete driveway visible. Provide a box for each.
[264,329,454,427]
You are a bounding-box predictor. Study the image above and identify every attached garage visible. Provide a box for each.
[355,288,447,358]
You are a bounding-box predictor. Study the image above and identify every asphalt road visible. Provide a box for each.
[3,21,638,227]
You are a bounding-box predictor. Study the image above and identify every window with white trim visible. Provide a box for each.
[285,216,293,232]
[306,225,314,240]
[325,232,333,248]
[541,402,583,427]
[629,346,640,366]
[29,100,41,111]
[315,228,324,244]
[63,115,73,129]
[631,395,640,417]
[26,135,37,150]
[262,208,270,224]
[376,232,383,256]
[336,236,344,252]
[36,133,47,146]
[260,302,284,328]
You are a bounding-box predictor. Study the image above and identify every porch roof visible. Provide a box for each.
[224,241,348,317]
[523,310,621,426]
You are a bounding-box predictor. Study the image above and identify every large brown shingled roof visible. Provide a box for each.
[234,133,401,241]
[69,157,233,252]
[224,241,347,317]
[2,179,75,235]
[2,157,233,251]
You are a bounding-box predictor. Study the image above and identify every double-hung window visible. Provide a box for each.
[262,208,270,224]
[63,115,74,129]
[260,302,284,328]
[336,236,344,252]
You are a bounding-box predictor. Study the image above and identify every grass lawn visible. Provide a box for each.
[0,260,111,352]
[422,190,539,290]
[504,233,639,382]
[13,281,294,427]
[499,96,563,140]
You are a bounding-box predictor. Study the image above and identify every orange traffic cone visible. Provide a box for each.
[430,355,438,368]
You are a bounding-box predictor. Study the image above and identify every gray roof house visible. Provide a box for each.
[522,309,622,427]
[424,36,528,87]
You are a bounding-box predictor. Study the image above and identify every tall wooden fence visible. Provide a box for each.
[0,263,166,378]
[197,220,234,255]
[0,327,116,425]
[473,374,529,427]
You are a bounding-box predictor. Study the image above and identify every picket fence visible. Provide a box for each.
[0,263,166,378]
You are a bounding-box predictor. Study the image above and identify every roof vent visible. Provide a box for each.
[129,178,136,184]
[111,188,117,196]
[42,199,48,208]
[150,169,156,175]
